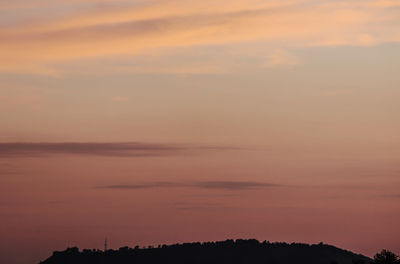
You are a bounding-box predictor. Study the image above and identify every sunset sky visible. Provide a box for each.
[1,0,400,263]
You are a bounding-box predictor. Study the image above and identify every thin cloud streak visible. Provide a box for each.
[194,181,281,190]
[101,181,384,192]
[101,181,282,191]
[0,142,182,158]
[104,182,176,189]
[0,142,240,158]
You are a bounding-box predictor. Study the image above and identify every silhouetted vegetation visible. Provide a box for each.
[40,239,372,264]
[371,250,400,264]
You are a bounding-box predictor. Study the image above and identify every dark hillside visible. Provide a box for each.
[40,239,371,264]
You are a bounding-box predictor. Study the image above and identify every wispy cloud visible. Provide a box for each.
[0,142,182,158]
[193,181,281,190]
[0,142,239,158]
[104,182,176,189]
[0,0,399,74]
[101,181,282,191]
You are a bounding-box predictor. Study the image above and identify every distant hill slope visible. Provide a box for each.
[40,239,371,264]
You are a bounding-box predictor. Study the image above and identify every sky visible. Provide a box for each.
[0,0,400,263]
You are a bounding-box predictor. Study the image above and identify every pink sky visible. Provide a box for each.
[0,0,400,263]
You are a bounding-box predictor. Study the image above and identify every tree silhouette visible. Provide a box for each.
[39,239,372,264]
[371,250,399,264]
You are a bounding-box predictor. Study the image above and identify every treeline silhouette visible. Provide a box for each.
[39,239,377,264]
[371,250,400,264]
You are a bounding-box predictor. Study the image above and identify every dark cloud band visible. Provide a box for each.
[0,142,184,157]
[0,142,241,158]
[102,181,282,191]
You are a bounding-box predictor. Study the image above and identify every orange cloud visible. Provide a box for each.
[0,0,398,74]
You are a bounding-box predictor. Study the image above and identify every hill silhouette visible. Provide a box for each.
[40,239,371,264]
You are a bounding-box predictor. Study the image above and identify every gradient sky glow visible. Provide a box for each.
[0,1,400,263]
